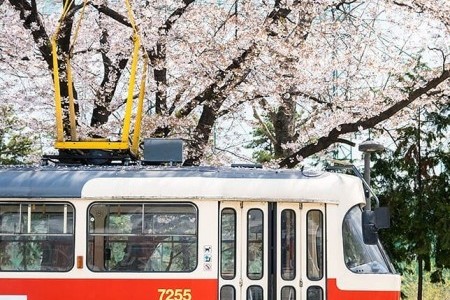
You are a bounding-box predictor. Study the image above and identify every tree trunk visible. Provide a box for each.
[417,256,423,300]
[183,98,222,166]
[150,37,170,138]
[90,28,128,128]
[270,94,297,158]
[416,109,423,300]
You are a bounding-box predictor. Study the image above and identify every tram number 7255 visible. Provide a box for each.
[158,288,192,300]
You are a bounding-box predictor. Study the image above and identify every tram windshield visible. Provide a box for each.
[343,206,393,274]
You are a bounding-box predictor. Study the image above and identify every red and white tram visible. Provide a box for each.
[0,156,401,300]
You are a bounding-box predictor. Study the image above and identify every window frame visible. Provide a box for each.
[246,208,264,280]
[220,207,237,280]
[86,201,199,273]
[342,205,393,274]
[280,209,296,281]
[306,286,323,300]
[0,201,75,272]
[220,285,236,300]
[306,209,324,281]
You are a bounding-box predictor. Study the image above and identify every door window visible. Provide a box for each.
[247,285,263,300]
[247,209,263,280]
[307,286,323,300]
[220,285,236,300]
[307,210,323,280]
[281,286,296,300]
[281,209,296,281]
[221,208,237,279]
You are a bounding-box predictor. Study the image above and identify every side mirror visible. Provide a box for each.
[362,210,378,245]
[374,207,390,229]
[362,207,391,245]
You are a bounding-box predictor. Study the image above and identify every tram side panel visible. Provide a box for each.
[326,203,401,300]
[0,199,220,300]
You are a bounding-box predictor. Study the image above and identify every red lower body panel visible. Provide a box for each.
[0,277,400,300]
[0,278,218,300]
[327,278,400,300]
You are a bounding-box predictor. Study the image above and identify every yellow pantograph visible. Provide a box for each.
[51,0,148,158]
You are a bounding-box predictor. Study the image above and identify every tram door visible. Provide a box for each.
[219,202,325,300]
[277,203,326,300]
[219,202,269,300]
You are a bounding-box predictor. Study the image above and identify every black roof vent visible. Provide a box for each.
[143,138,183,165]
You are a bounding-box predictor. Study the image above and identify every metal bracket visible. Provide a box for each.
[326,164,380,208]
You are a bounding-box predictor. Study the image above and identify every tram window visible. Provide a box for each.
[87,202,197,272]
[281,286,296,300]
[0,202,75,272]
[281,209,296,280]
[221,208,236,280]
[220,285,235,300]
[247,285,263,300]
[307,210,323,280]
[343,206,390,274]
[247,209,263,280]
[307,286,323,300]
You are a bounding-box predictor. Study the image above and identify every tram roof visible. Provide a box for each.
[0,165,364,203]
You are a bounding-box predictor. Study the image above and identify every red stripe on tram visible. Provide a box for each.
[0,278,218,300]
[327,278,400,300]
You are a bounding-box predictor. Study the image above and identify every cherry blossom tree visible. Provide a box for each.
[0,0,448,166]
[0,104,36,164]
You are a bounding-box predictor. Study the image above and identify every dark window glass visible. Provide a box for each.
[307,210,323,280]
[220,285,235,300]
[0,202,75,272]
[221,208,236,279]
[247,209,263,280]
[88,203,197,272]
[307,286,323,300]
[281,286,296,300]
[247,285,263,300]
[281,209,296,280]
[343,206,391,274]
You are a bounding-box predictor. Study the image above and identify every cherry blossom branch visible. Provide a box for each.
[289,91,334,108]
[177,1,310,119]
[428,47,448,72]
[253,106,278,146]
[149,0,195,119]
[279,67,450,168]
[392,1,425,13]
[7,0,52,66]
[213,0,239,37]
[180,2,324,165]
[176,44,256,118]
[163,0,195,32]
[90,2,132,27]
[9,0,82,136]
[91,27,129,127]
[392,1,449,30]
